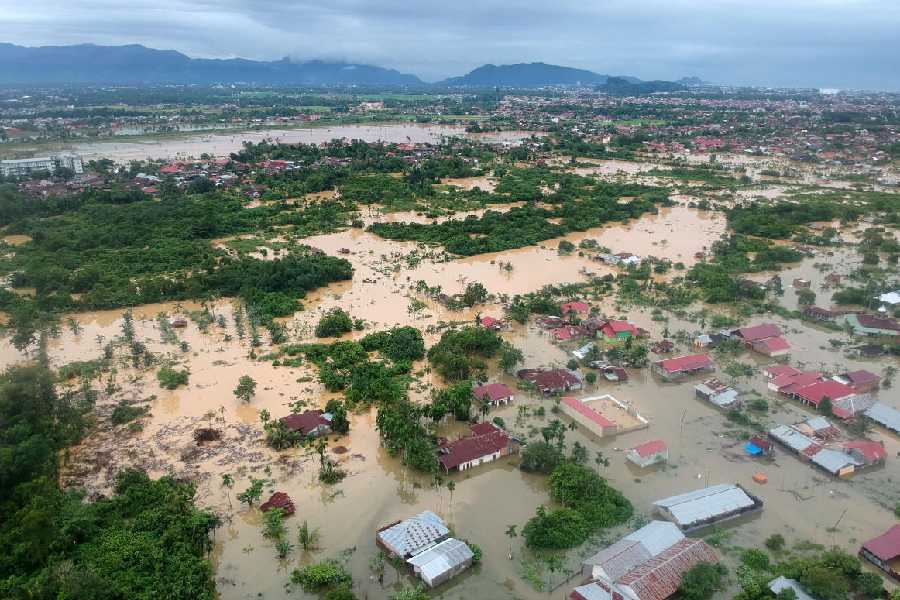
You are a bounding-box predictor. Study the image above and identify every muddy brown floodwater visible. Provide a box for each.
[66,124,540,163]
[1,203,898,600]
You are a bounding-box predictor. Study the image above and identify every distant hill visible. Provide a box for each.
[0,43,423,86]
[676,76,709,86]
[439,62,639,87]
[594,76,686,95]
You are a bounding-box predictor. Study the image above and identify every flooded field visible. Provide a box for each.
[65,124,539,163]
[2,197,898,600]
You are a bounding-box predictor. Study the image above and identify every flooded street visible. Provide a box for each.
[1,188,898,600]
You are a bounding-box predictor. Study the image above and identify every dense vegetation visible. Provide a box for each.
[0,365,218,598]
[427,325,504,381]
[370,178,668,256]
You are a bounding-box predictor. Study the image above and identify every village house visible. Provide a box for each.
[803,306,835,322]
[652,354,714,381]
[865,403,900,435]
[860,525,900,582]
[834,369,881,394]
[437,422,517,473]
[478,315,505,330]
[844,441,887,467]
[653,484,763,531]
[517,368,583,394]
[694,379,740,409]
[744,435,774,457]
[581,520,684,581]
[598,319,638,341]
[731,323,791,357]
[843,313,900,337]
[626,440,668,468]
[768,577,815,600]
[280,410,332,438]
[472,382,514,406]
[377,511,449,559]
[573,537,719,600]
[560,300,591,316]
[406,537,475,588]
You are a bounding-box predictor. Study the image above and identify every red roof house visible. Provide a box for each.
[734,323,783,342]
[600,320,638,340]
[792,380,854,408]
[561,396,618,437]
[752,335,791,357]
[860,525,900,581]
[281,410,333,437]
[473,382,514,406]
[260,491,295,515]
[836,370,881,393]
[479,316,504,330]
[652,354,714,380]
[612,538,719,600]
[627,440,669,467]
[438,423,515,472]
[560,301,590,316]
[844,441,887,465]
[518,368,582,394]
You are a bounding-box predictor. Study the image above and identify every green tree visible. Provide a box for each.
[677,562,728,600]
[237,478,265,507]
[315,308,354,337]
[297,520,321,551]
[233,375,257,402]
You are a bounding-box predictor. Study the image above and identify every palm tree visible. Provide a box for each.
[505,524,517,560]
[447,480,456,513]
[296,520,320,551]
[221,473,234,509]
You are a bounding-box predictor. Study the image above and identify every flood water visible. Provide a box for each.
[1,187,898,599]
[68,124,539,163]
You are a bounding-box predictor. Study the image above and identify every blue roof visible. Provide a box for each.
[745,442,763,455]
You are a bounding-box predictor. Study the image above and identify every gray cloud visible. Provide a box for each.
[0,0,898,88]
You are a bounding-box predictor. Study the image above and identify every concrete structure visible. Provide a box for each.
[561,394,649,439]
[377,511,449,559]
[406,537,474,588]
[626,440,668,468]
[653,484,762,532]
[0,153,83,177]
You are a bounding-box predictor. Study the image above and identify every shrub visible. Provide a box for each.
[157,366,189,389]
[523,506,590,549]
[315,309,354,337]
[290,560,351,592]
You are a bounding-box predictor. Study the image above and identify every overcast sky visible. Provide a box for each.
[1,0,899,89]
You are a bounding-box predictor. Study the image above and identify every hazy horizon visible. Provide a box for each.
[1,0,899,90]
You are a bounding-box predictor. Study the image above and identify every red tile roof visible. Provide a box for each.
[735,323,783,342]
[260,491,295,515]
[479,316,502,329]
[438,423,509,470]
[601,320,638,338]
[616,538,719,600]
[855,314,900,331]
[862,525,900,562]
[764,365,802,380]
[753,336,791,353]
[655,354,713,374]
[560,301,590,314]
[844,441,887,463]
[775,371,823,393]
[561,396,617,429]
[794,380,854,406]
[632,440,667,458]
[473,383,513,403]
[842,370,880,386]
[281,410,329,435]
[520,368,581,392]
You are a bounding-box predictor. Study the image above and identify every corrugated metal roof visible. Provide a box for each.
[866,402,900,432]
[769,424,817,453]
[378,511,448,557]
[653,484,756,528]
[571,582,612,600]
[809,449,860,474]
[624,520,684,557]
[407,537,473,581]
[769,577,815,600]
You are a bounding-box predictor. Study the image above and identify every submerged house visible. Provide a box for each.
[582,520,685,581]
[377,511,476,588]
[694,379,740,409]
[377,511,450,559]
[518,368,583,394]
[407,537,475,588]
[652,354,714,381]
[573,536,718,600]
[281,410,333,438]
[473,382,514,406]
[861,525,900,582]
[626,440,668,468]
[865,403,900,435]
[599,320,638,340]
[843,313,900,337]
[653,484,763,532]
[437,422,517,473]
[732,323,791,357]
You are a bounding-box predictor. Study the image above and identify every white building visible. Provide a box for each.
[406,537,475,588]
[0,153,83,177]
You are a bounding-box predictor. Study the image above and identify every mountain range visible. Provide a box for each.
[0,43,695,89]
